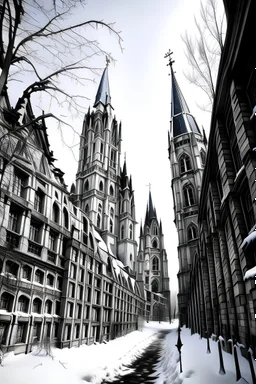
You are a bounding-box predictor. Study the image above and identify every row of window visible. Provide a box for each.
[0,292,60,315]
[0,259,62,289]
[84,179,115,196]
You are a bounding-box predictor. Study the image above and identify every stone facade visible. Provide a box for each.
[0,69,147,354]
[182,0,256,353]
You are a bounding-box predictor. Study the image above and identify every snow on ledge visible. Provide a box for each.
[241,230,256,250]
[243,266,256,281]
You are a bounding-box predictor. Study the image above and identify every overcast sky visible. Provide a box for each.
[13,0,221,290]
[46,0,216,291]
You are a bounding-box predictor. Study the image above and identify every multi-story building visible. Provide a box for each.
[187,0,256,352]
[169,0,256,353]
[137,191,171,321]
[0,67,146,354]
[167,57,206,326]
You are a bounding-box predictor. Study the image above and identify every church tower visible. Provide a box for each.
[75,62,137,271]
[166,52,206,325]
[137,191,171,321]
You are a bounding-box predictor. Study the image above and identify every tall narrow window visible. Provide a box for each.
[179,154,192,174]
[183,185,195,206]
[52,202,60,223]
[85,204,89,215]
[13,169,28,198]
[188,225,197,240]
[99,181,104,191]
[121,225,124,239]
[34,189,44,213]
[97,214,101,228]
[63,208,69,229]
[29,220,40,243]
[110,219,113,233]
[84,179,89,191]
[152,256,159,271]
[129,224,133,240]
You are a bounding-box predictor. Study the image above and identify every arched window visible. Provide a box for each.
[83,217,88,233]
[200,149,206,166]
[63,207,69,229]
[153,225,158,235]
[183,185,195,206]
[45,300,52,314]
[188,225,198,241]
[110,207,114,218]
[109,185,114,196]
[35,269,44,284]
[85,204,89,215]
[111,124,117,145]
[121,225,124,239]
[179,154,192,174]
[152,256,159,271]
[95,120,102,136]
[152,279,159,293]
[0,292,14,311]
[33,298,42,313]
[98,203,102,213]
[110,219,113,233]
[52,202,60,223]
[18,295,29,312]
[129,224,133,240]
[5,260,19,278]
[84,179,89,191]
[99,181,104,191]
[152,239,158,248]
[97,214,101,228]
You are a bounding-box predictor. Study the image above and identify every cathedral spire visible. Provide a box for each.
[165,49,201,138]
[94,58,112,108]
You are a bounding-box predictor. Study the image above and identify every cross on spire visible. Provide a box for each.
[106,55,110,67]
[164,49,175,68]
[146,183,151,192]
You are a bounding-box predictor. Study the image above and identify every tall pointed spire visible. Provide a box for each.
[165,49,201,138]
[94,59,112,108]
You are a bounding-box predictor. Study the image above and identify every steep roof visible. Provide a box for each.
[94,66,112,108]
[170,66,201,138]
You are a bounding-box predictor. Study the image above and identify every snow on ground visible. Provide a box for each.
[0,320,255,384]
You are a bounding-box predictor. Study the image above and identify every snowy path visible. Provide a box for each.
[102,329,170,383]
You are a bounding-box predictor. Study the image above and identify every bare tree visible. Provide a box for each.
[0,0,123,121]
[182,0,226,111]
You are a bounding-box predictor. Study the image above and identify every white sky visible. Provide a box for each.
[49,0,213,292]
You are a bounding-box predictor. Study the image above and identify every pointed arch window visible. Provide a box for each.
[84,179,89,192]
[95,120,102,136]
[110,207,114,218]
[109,185,114,196]
[188,225,198,241]
[63,207,69,229]
[99,180,104,191]
[152,239,158,248]
[151,279,159,293]
[129,224,133,240]
[152,256,159,271]
[180,154,192,174]
[52,202,60,223]
[153,225,158,235]
[183,185,195,207]
[200,149,206,166]
[111,123,117,146]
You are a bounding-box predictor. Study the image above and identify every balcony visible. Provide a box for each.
[47,250,57,264]
[28,240,42,257]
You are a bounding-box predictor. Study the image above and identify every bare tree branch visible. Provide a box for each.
[182,0,226,111]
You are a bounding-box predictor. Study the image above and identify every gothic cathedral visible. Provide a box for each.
[167,56,206,325]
